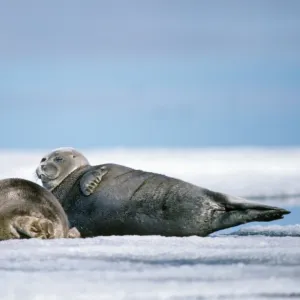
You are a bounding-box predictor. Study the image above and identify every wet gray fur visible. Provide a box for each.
[51,164,290,238]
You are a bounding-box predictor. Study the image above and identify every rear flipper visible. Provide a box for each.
[67,227,81,238]
[12,216,54,239]
[211,193,290,233]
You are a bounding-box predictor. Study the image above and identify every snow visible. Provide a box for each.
[227,224,300,237]
[0,148,299,299]
[1,147,300,203]
[1,235,300,299]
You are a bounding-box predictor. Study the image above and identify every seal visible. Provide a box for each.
[0,177,80,240]
[36,148,290,238]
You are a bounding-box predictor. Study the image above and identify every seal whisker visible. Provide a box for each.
[32,171,40,183]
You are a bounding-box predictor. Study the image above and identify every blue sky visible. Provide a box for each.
[0,1,299,149]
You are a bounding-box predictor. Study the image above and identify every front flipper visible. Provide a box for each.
[80,166,108,196]
[13,216,54,239]
[67,227,81,238]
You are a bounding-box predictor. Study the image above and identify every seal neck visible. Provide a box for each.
[52,165,90,208]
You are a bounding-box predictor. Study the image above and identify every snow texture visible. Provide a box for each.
[227,224,300,237]
[1,147,300,203]
[1,235,300,300]
[0,148,299,299]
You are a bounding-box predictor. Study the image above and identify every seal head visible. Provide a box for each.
[36,147,90,191]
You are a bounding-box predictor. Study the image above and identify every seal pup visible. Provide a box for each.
[36,148,290,237]
[0,178,80,240]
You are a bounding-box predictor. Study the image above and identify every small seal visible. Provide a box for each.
[0,178,80,240]
[36,148,290,238]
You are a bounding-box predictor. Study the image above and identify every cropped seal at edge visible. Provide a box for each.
[0,177,80,240]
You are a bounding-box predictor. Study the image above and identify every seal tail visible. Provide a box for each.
[210,192,290,232]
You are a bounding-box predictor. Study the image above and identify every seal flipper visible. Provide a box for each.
[13,216,55,239]
[80,166,108,196]
[67,227,81,238]
[210,192,290,232]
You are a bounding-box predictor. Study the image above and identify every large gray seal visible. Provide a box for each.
[36,148,290,238]
[0,177,80,240]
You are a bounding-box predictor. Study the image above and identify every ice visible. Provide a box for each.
[1,148,300,203]
[0,148,299,299]
[0,235,300,299]
[227,224,300,237]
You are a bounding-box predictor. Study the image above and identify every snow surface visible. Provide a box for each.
[1,147,300,203]
[1,235,300,300]
[0,148,300,299]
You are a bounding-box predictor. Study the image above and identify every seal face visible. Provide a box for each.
[0,178,80,240]
[36,147,90,191]
[36,148,290,238]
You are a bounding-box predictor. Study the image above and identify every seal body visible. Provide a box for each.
[36,148,290,238]
[0,178,80,240]
[48,163,290,238]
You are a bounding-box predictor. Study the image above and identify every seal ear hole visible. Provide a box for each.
[72,155,76,158]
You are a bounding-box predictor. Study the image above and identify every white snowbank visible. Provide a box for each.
[0,147,300,203]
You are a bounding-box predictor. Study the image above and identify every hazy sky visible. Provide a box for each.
[0,1,299,149]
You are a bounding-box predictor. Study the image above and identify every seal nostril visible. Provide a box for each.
[41,165,46,171]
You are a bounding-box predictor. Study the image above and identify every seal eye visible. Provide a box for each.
[40,158,46,163]
[53,157,63,163]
